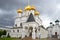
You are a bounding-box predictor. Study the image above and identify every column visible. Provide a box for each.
[32,27,35,39]
[22,27,25,38]
[37,29,38,38]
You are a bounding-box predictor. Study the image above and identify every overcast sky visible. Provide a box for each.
[0,0,60,28]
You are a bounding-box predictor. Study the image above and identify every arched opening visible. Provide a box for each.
[55,32,58,38]
[52,32,58,38]
[29,27,33,37]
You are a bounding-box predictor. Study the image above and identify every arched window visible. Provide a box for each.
[17,30,19,32]
[15,24,17,27]
[13,30,15,32]
[20,23,22,26]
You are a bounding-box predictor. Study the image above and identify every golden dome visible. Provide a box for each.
[31,6,35,10]
[17,9,22,13]
[25,5,31,11]
[35,11,39,15]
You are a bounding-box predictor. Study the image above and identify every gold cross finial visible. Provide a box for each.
[28,0,29,5]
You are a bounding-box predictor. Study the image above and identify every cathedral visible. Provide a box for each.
[0,0,60,39]
[5,5,48,39]
[0,4,60,39]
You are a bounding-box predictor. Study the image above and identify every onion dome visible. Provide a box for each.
[17,9,22,13]
[31,6,35,10]
[50,22,53,24]
[35,11,39,15]
[55,20,59,22]
[25,5,31,11]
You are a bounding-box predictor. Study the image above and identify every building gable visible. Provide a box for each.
[27,13,35,22]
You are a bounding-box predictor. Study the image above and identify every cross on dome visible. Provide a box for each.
[25,0,36,11]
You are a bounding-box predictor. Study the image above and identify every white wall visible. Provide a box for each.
[9,28,22,38]
[40,27,48,38]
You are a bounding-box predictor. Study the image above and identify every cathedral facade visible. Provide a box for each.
[6,5,48,39]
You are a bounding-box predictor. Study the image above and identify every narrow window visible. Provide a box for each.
[13,30,15,32]
[17,30,19,32]
[20,23,22,26]
[15,24,17,27]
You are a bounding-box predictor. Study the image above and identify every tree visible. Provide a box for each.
[0,30,7,37]
[3,30,7,35]
[7,33,10,38]
[0,30,3,37]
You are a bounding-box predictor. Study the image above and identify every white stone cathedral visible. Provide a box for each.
[0,1,60,39]
[6,5,48,39]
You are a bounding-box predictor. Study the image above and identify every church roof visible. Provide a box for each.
[27,13,35,22]
[46,27,52,30]
[40,25,48,31]
[55,20,59,22]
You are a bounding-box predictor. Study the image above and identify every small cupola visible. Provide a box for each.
[17,9,23,13]
[34,11,39,16]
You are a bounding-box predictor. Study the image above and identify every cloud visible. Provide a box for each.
[0,0,60,28]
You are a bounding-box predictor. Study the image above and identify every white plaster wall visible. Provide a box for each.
[59,27,60,39]
[52,25,60,35]
[22,22,38,28]
[18,13,21,17]
[9,28,22,38]
[25,11,30,16]
[14,18,20,27]
[47,28,52,38]
[37,31,41,38]
[20,17,28,23]
[35,16,42,26]
[40,27,48,38]
[25,29,29,37]
[14,16,28,27]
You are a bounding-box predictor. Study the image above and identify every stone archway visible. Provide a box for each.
[55,32,58,38]
[29,27,33,37]
[52,32,58,38]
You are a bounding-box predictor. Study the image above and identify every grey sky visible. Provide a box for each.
[0,0,60,28]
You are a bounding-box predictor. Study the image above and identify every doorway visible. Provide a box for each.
[29,27,33,37]
[55,32,58,38]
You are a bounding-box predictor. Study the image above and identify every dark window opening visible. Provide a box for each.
[13,30,15,32]
[15,24,17,27]
[20,23,22,27]
[17,30,19,32]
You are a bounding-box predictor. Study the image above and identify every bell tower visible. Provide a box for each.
[14,9,23,27]
[17,9,23,17]
[55,20,59,25]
